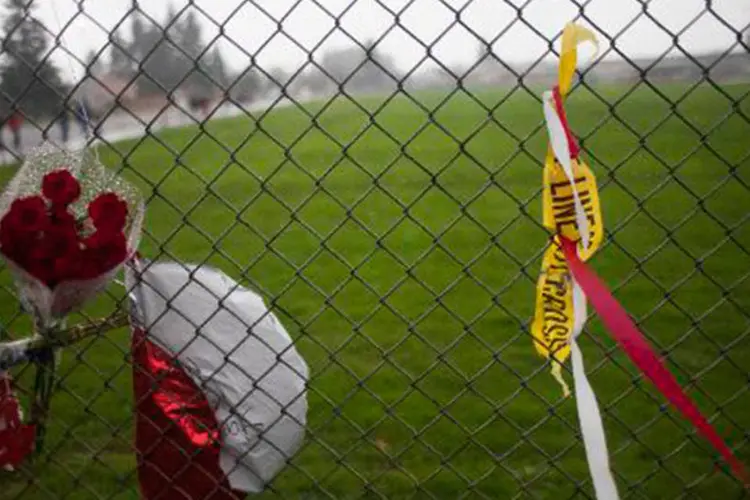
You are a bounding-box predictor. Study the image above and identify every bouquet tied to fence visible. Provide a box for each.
[0,146,144,467]
[0,148,144,323]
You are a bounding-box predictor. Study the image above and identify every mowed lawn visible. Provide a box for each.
[2,82,750,499]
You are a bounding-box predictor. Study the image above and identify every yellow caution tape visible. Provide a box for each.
[532,240,574,396]
[532,23,602,395]
[558,23,599,97]
[542,155,603,262]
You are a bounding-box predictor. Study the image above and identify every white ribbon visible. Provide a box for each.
[542,91,591,252]
[543,92,619,500]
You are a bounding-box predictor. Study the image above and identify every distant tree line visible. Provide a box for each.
[102,5,234,100]
[90,4,266,106]
[0,0,68,118]
[290,40,400,97]
[0,0,269,119]
[89,11,405,106]
[0,0,406,121]
[98,12,404,103]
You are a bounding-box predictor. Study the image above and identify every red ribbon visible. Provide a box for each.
[560,237,748,485]
[552,86,580,159]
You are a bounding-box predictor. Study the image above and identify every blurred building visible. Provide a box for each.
[587,52,750,85]
[80,73,138,114]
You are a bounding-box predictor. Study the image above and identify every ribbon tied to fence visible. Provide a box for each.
[532,22,748,499]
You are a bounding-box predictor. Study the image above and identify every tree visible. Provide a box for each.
[84,49,105,77]
[129,10,171,95]
[320,41,398,94]
[298,65,334,96]
[144,6,211,98]
[109,29,133,79]
[131,10,147,51]
[358,39,398,91]
[228,67,260,102]
[129,5,204,97]
[321,48,358,85]
[267,66,290,95]
[0,0,67,117]
[174,10,203,60]
[141,37,183,95]
[102,5,234,100]
[176,10,231,98]
[202,47,229,89]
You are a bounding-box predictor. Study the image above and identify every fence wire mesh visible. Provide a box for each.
[0,0,749,498]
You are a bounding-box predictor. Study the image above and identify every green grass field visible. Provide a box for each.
[2,83,750,499]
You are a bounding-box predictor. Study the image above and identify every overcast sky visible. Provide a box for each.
[32,0,750,81]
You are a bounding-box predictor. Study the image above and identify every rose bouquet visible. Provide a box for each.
[2,177,128,283]
[0,146,143,457]
[0,149,143,323]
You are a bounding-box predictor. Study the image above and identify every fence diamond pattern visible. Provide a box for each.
[0,0,748,498]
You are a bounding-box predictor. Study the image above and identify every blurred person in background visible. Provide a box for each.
[75,100,91,137]
[7,110,23,153]
[58,109,70,144]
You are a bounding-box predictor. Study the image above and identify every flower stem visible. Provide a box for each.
[30,346,55,454]
[29,317,64,456]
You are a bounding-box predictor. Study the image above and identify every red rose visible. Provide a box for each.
[0,196,47,264]
[42,169,81,206]
[0,220,31,261]
[45,225,80,260]
[47,207,79,241]
[2,196,48,234]
[88,193,128,232]
[18,214,81,286]
[26,241,56,286]
[83,230,127,275]
[53,248,84,282]
[44,210,84,283]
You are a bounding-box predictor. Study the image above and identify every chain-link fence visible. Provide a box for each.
[0,0,749,498]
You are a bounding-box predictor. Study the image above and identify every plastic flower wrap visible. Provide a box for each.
[0,146,144,328]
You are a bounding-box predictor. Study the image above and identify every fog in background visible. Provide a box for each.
[0,0,747,157]
[39,0,750,81]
